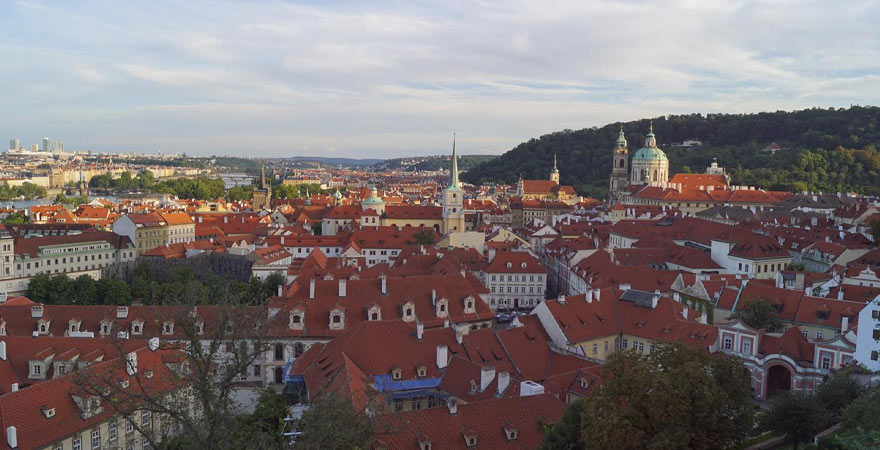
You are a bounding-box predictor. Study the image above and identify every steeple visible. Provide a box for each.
[616,125,627,148]
[449,133,460,189]
[304,187,311,205]
[552,154,559,173]
[260,163,267,189]
[550,153,560,184]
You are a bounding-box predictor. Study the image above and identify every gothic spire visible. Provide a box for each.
[449,133,460,188]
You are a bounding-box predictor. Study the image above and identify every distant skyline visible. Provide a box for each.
[1,0,878,158]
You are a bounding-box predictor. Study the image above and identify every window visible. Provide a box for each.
[274,344,284,361]
[73,438,82,450]
[871,351,879,361]
[91,429,101,449]
[621,339,628,349]
[723,336,732,351]
[742,339,752,355]
[604,341,609,352]
[821,356,831,370]
[592,343,598,354]
[126,417,134,433]
[142,410,151,426]
[635,341,645,353]
[109,421,118,441]
[815,331,824,340]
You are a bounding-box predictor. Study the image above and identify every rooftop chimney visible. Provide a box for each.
[7,425,16,449]
[381,274,387,295]
[497,371,510,396]
[682,306,689,320]
[437,344,448,369]
[837,289,844,300]
[595,289,601,301]
[309,278,316,299]
[480,366,496,392]
[0,341,5,361]
[277,284,283,297]
[10,383,18,392]
[416,322,424,341]
[31,305,43,318]
[117,306,128,319]
[652,293,660,309]
[557,294,566,305]
[841,316,849,334]
[700,311,708,325]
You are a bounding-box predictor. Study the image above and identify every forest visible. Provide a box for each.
[463,106,880,198]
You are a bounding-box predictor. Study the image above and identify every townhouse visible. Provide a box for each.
[482,250,547,310]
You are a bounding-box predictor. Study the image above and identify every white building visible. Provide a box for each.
[854,294,880,371]
[483,250,546,310]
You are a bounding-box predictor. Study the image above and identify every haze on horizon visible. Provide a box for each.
[1,0,878,159]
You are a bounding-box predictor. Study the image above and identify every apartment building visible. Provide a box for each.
[482,250,547,310]
[113,213,169,256]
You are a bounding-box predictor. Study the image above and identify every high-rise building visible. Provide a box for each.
[31,144,38,152]
[9,139,19,151]
[59,141,65,152]
[43,137,50,152]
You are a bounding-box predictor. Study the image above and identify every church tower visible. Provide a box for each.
[442,135,465,234]
[609,126,629,201]
[630,121,669,186]
[549,154,560,185]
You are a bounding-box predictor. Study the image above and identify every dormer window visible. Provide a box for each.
[436,298,448,318]
[580,377,591,389]
[816,310,829,321]
[502,420,518,441]
[195,321,204,335]
[41,406,56,419]
[370,312,379,321]
[416,366,427,377]
[289,311,304,330]
[100,321,112,336]
[402,303,415,322]
[38,320,49,335]
[162,321,174,335]
[463,296,475,314]
[132,320,143,335]
[506,262,512,269]
[332,314,341,323]
[391,367,402,380]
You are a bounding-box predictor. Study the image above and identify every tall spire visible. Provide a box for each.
[260,162,266,189]
[552,153,558,172]
[449,133,460,188]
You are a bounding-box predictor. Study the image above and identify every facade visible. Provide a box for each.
[483,251,547,310]
[159,212,195,245]
[252,164,272,210]
[609,127,629,201]
[12,230,136,279]
[854,294,880,371]
[113,213,168,256]
[630,122,669,186]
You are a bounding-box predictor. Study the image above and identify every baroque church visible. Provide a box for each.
[608,122,670,201]
[514,154,579,205]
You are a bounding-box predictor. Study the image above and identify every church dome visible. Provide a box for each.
[632,146,668,161]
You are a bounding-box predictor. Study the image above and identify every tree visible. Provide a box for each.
[96,277,132,305]
[27,273,51,302]
[413,228,436,245]
[2,211,28,224]
[296,391,375,450]
[71,274,98,305]
[539,399,587,450]
[841,385,880,432]
[763,393,831,450]
[251,389,288,447]
[582,343,754,449]
[73,289,277,450]
[815,369,862,418]
[732,297,782,331]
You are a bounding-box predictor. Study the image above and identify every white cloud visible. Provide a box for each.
[0,0,878,157]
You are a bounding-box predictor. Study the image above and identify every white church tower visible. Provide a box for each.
[442,135,465,234]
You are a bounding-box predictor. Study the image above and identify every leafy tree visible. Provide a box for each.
[539,399,587,450]
[582,343,754,449]
[251,389,289,446]
[2,211,28,224]
[71,275,98,305]
[815,369,862,418]
[27,273,51,302]
[841,385,880,432]
[96,277,132,305]
[763,393,831,450]
[413,228,436,245]
[226,185,254,202]
[732,297,782,331]
[296,391,375,450]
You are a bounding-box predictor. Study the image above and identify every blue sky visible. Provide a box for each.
[1,0,878,158]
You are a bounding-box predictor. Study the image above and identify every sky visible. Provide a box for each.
[1,0,879,158]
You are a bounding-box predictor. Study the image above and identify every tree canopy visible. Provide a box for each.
[582,343,754,450]
[732,297,783,331]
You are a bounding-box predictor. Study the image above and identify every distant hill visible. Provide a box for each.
[463,106,880,198]
[285,156,384,166]
[374,155,497,172]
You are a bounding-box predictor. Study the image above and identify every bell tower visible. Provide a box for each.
[549,154,560,184]
[442,135,465,234]
[609,126,629,201]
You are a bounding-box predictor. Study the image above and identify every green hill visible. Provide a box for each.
[462,106,880,198]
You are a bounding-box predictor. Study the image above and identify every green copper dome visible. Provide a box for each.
[363,186,384,205]
[632,146,668,161]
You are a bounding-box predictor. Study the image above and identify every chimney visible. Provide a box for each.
[281,236,285,246]
[6,425,16,449]
[0,341,5,361]
[126,351,138,375]
[31,305,43,318]
[682,306,689,320]
[841,315,849,334]
[437,344,448,369]
[585,288,593,303]
[309,278,316,299]
[11,383,18,392]
[447,398,458,416]
[117,306,128,319]
[381,274,387,295]
[620,283,631,291]
[805,286,813,296]
[338,279,347,297]
[480,366,496,392]
[277,284,283,297]
[651,294,660,309]
[416,322,424,341]
[595,289,601,301]
[431,289,437,302]
[497,372,510,395]
[148,337,160,352]
[557,294,566,305]
[837,289,844,300]
[700,311,708,324]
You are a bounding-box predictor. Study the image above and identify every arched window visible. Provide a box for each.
[640,169,646,180]
[619,159,625,168]
[294,343,305,358]
[652,169,657,181]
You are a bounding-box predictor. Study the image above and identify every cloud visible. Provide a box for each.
[0,0,878,157]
